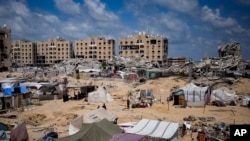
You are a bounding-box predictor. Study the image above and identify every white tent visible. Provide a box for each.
[88,86,113,103]
[126,119,179,141]
[69,115,83,135]
[241,96,250,107]
[180,83,210,107]
[211,87,237,104]
[68,108,117,135]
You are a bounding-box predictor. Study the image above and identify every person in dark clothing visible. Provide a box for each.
[113,118,118,124]
[102,103,107,110]
[127,98,130,109]
[181,123,186,137]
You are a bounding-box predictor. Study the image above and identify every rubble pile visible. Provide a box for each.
[182,115,230,141]
[109,56,155,69]
[51,58,101,75]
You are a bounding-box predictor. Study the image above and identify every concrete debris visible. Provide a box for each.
[181,115,230,140]
[165,42,250,79]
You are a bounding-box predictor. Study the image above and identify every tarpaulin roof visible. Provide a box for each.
[211,87,237,104]
[126,119,179,140]
[179,83,210,107]
[88,87,113,103]
[55,118,123,141]
[69,108,117,135]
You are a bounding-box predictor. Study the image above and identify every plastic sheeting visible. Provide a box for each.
[211,87,237,104]
[88,87,113,103]
[126,119,179,140]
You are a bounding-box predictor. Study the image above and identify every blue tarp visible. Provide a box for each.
[147,90,152,96]
[2,87,14,96]
[20,86,29,93]
[174,90,184,96]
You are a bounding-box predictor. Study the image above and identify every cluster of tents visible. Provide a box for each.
[59,119,178,141]
[55,107,179,141]
[172,82,241,107]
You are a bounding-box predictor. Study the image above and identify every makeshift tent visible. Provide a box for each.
[145,68,162,79]
[88,87,113,103]
[20,82,43,89]
[211,87,237,104]
[173,90,185,107]
[240,96,250,107]
[126,119,179,141]
[55,119,123,141]
[118,122,137,132]
[177,83,210,107]
[69,115,83,135]
[69,108,117,135]
[110,133,147,141]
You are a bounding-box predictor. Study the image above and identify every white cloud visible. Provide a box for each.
[44,15,60,23]
[154,0,198,13]
[11,1,31,17]
[136,12,189,43]
[54,0,81,15]
[84,0,118,21]
[201,5,247,35]
[201,6,236,28]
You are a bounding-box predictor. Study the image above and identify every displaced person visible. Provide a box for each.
[181,123,186,137]
[102,103,107,110]
[113,118,118,124]
[150,98,153,106]
[127,98,130,109]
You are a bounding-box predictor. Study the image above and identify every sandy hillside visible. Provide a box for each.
[1,73,250,141]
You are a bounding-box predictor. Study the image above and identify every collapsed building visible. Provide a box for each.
[218,42,241,58]
[0,25,12,71]
[167,42,250,78]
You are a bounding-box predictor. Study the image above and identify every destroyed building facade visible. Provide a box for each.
[167,57,186,67]
[218,42,241,58]
[0,25,12,71]
[36,37,74,66]
[11,40,37,67]
[75,37,115,62]
[119,32,168,66]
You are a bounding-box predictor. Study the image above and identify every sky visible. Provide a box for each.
[0,0,250,61]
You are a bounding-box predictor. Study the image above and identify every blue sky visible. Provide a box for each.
[0,0,250,60]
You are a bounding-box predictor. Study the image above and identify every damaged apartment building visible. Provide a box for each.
[0,25,12,71]
[119,32,168,66]
[36,37,74,67]
[75,37,115,62]
[11,40,37,67]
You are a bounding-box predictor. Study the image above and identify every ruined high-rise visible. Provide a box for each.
[0,25,12,71]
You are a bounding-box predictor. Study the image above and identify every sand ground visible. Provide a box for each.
[1,73,250,141]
